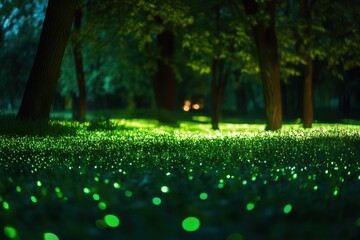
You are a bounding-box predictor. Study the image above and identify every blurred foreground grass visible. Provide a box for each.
[0,115,359,239]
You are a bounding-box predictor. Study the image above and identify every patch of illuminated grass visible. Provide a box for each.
[0,119,359,239]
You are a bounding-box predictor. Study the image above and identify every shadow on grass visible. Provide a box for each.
[0,113,80,136]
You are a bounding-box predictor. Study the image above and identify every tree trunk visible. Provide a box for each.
[152,24,176,124]
[211,58,231,130]
[17,0,77,121]
[72,7,86,122]
[302,56,313,127]
[234,70,247,115]
[242,0,282,130]
[298,0,313,128]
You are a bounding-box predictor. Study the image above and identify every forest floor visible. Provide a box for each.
[0,115,359,240]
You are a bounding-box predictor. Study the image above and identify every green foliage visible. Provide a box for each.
[0,119,359,239]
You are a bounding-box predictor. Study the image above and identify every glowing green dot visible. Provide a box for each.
[226,233,244,240]
[182,217,200,232]
[16,186,21,192]
[4,226,17,239]
[188,176,193,180]
[43,232,59,240]
[246,202,255,211]
[161,186,169,193]
[217,183,224,189]
[292,173,297,179]
[104,179,109,184]
[125,191,132,197]
[3,201,9,209]
[113,182,121,189]
[93,194,100,201]
[37,181,42,187]
[313,185,318,191]
[333,187,339,196]
[30,196,38,203]
[94,177,99,182]
[152,197,162,205]
[98,202,107,210]
[251,175,256,181]
[83,188,90,194]
[104,214,120,228]
[55,187,61,193]
[95,219,107,229]
[199,193,208,200]
[283,204,292,214]
[242,180,247,185]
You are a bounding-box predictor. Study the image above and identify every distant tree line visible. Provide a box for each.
[0,0,359,129]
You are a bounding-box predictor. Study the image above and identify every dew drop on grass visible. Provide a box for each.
[104,214,120,228]
[4,226,17,239]
[43,232,59,240]
[182,217,200,232]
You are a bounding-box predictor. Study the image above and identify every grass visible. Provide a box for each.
[0,115,359,239]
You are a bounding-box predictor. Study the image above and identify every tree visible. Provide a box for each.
[17,0,77,120]
[152,16,177,124]
[72,6,86,122]
[296,0,313,128]
[242,0,282,130]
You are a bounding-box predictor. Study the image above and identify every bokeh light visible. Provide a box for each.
[246,202,255,211]
[283,204,292,214]
[4,226,17,239]
[152,197,162,205]
[43,232,59,240]
[104,214,120,228]
[199,192,208,200]
[182,217,200,232]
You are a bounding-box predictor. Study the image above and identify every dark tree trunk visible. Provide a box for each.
[302,56,313,127]
[152,26,177,124]
[242,0,282,130]
[298,0,313,128]
[211,59,231,130]
[72,7,86,122]
[17,0,77,121]
[234,70,247,115]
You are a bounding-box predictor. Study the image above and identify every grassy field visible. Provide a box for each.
[0,117,359,240]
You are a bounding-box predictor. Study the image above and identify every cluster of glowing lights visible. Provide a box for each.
[0,121,358,239]
[182,100,204,112]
